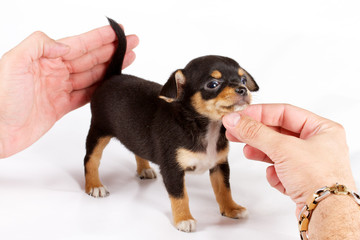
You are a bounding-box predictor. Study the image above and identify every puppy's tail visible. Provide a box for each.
[103,17,127,79]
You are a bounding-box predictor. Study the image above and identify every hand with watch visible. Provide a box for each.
[222,104,360,239]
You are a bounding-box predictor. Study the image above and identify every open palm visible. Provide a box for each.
[0,25,139,158]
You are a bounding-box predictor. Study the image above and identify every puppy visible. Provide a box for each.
[84,18,259,232]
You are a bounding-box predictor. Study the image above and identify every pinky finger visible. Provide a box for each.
[122,50,136,70]
[266,165,286,194]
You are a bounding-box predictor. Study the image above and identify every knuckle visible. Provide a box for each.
[31,31,47,40]
[332,122,348,145]
[90,51,100,67]
[325,120,346,136]
[320,119,345,133]
[333,122,345,132]
[283,103,293,108]
[0,50,11,61]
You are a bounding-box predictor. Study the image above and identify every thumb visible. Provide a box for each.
[222,112,288,156]
[35,32,70,59]
[16,31,70,60]
[42,39,70,59]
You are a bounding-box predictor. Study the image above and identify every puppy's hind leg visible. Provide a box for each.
[84,127,111,198]
[135,155,156,179]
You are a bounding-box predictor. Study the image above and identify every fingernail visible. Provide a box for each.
[223,113,241,127]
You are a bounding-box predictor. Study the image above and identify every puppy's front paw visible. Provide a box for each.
[87,186,110,198]
[222,205,248,219]
[176,219,196,232]
[138,168,157,179]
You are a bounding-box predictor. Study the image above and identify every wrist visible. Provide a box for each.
[302,175,358,207]
[309,194,360,239]
[299,183,360,240]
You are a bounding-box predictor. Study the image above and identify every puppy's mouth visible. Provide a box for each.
[191,90,251,121]
[219,98,250,112]
[222,103,248,112]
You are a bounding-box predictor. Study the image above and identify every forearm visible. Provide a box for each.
[308,194,360,240]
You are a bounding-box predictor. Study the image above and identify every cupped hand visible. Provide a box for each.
[0,24,139,158]
[222,104,357,215]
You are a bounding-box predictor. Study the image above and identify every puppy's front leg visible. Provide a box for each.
[210,161,248,219]
[162,167,195,232]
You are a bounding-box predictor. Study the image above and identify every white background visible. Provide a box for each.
[0,0,359,239]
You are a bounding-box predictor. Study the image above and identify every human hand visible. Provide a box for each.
[0,24,139,158]
[222,104,357,215]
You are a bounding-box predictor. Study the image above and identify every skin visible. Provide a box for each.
[0,24,357,238]
[223,104,360,239]
[0,24,139,158]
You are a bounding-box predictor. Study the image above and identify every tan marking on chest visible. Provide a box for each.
[176,121,229,174]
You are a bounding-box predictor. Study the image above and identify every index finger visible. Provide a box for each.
[58,24,119,61]
[240,104,327,139]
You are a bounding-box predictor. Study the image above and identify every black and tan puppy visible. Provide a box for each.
[84,18,259,232]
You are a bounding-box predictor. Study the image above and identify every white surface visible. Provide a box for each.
[0,1,359,239]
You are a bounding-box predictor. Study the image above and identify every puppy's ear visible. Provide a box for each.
[239,68,259,92]
[159,70,186,102]
[246,72,259,92]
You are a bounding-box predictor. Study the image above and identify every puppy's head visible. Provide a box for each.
[159,55,259,121]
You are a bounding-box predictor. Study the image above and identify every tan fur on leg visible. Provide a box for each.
[170,186,196,232]
[210,167,248,218]
[85,136,111,197]
[135,155,156,179]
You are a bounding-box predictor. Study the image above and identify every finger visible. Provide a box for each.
[43,41,70,59]
[68,84,99,112]
[58,25,116,60]
[122,49,136,69]
[241,104,327,139]
[225,130,243,143]
[269,126,300,138]
[266,165,286,194]
[65,43,115,74]
[58,24,139,61]
[65,34,138,73]
[222,112,291,155]
[239,124,300,138]
[69,63,107,90]
[8,31,70,62]
[124,35,140,54]
[63,34,138,63]
[243,145,273,163]
[69,51,136,90]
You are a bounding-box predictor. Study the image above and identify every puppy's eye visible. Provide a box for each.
[205,80,221,90]
[241,76,247,85]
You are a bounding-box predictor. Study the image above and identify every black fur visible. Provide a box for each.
[104,17,126,79]
[210,162,231,189]
[84,18,259,222]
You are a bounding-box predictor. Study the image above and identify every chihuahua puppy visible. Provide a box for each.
[84,18,259,232]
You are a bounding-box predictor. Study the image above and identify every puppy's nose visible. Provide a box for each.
[235,86,247,96]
